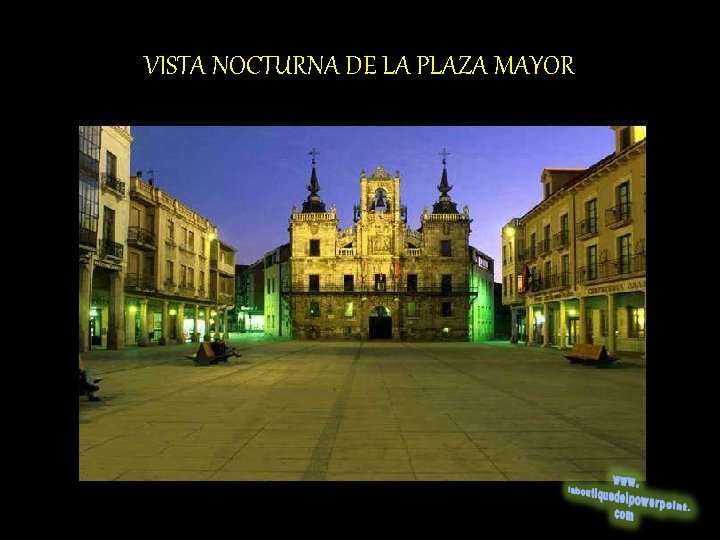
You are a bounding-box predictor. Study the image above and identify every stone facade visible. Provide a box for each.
[287,163,493,341]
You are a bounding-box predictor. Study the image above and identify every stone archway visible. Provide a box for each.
[369,305,392,339]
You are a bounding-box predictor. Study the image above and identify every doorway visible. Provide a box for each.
[368,306,392,339]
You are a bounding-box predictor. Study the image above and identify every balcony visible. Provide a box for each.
[575,218,598,240]
[503,293,525,306]
[127,226,155,250]
[405,248,422,257]
[102,173,126,196]
[339,248,356,256]
[605,202,632,229]
[537,239,551,257]
[79,226,97,250]
[125,273,155,291]
[100,238,123,260]
[576,252,646,284]
[530,272,570,292]
[178,283,196,295]
[524,246,537,261]
[284,283,477,296]
[552,230,570,251]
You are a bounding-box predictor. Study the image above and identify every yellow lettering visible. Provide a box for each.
[530,55,544,73]
[308,56,323,74]
[495,56,512,74]
[562,55,575,74]
[347,55,362,75]
[544,56,559,74]
[471,56,487,75]
[275,56,291,75]
[144,56,162,74]
[247,56,262,75]
[166,56,177,75]
[190,56,205,75]
[230,56,245,74]
[417,56,430,74]
[213,56,228,74]
[515,56,528,75]
[365,55,376,75]
[324,56,339,74]
[294,56,307,75]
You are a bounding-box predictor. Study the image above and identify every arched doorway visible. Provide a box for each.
[369,306,392,339]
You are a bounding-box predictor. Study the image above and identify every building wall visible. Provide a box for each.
[503,126,646,353]
[288,165,491,341]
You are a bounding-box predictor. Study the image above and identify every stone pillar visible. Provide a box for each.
[559,301,567,349]
[106,270,125,349]
[125,306,136,345]
[222,308,229,340]
[214,306,221,339]
[160,300,169,345]
[542,302,550,347]
[176,302,185,344]
[192,304,199,342]
[607,293,616,354]
[204,307,211,342]
[137,299,149,346]
[79,262,92,352]
[578,296,587,345]
[526,305,534,345]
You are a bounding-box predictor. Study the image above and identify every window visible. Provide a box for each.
[586,199,598,233]
[188,230,195,252]
[102,206,115,242]
[309,274,320,292]
[561,254,569,286]
[503,276,507,296]
[188,267,194,288]
[344,302,354,317]
[441,274,452,293]
[166,261,174,284]
[544,224,551,242]
[560,213,569,243]
[616,182,630,220]
[406,274,418,292]
[628,307,645,338]
[407,301,417,317]
[181,265,187,287]
[509,273,513,295]
[106,151,117,179]
[344,274,354,292]
[309,301,320,318]
[502,244,507,264]
[587,245,597,280]
[309,239,320,256]
[543,261,551,288]
[343,326,352,335]
[618,234,632,274]
[374,274,386,291]
[620,127,631,150]
[199,270,204,291]
[442,302,452,317]
[267,278,271,292]
[440,240,452,257]
[200,236,205,255]
[529,233,536,257]
[167,220,174,242]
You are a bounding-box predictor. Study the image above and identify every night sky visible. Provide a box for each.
[130,126,613,281]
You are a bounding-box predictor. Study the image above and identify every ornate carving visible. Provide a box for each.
[370,165,390,179]
[310,223,320,235]
[635,239,645,253]
[443,223,450,235]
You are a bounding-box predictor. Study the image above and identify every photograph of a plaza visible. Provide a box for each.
[79,125,645,481]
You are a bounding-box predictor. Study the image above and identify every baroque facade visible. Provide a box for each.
[286,158,494,341]
[501,126,646,353]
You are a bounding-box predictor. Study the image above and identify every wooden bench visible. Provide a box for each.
[185,342,234,366]
[564,343,619,368]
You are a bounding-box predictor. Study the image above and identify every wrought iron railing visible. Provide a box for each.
[79,226,97,249]
[552,230,570,250]
[100,238,123,259]
[605,202,632,228]
[537,239,551,256]
[576,252,646,284]
[576,218,598,239]
[127,226,155,246]
[102,173,126,196]
[529,272,570,292]
[125,273,155,290]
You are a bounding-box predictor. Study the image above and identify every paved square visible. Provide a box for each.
[79,339,644,481]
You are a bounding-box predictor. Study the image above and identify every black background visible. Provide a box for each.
[64,28,706,535]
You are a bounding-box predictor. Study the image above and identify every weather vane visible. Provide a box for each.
[439,148,450,166]
[309,147,319,165]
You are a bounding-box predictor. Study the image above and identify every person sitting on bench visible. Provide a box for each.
[79,354,102,402]
[210,338,241,359]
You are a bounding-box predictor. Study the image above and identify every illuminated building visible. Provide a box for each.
[123,174,236,345]
[263,244,291,337]
[501,126,646,353]
[79,126,133,351]
[286,152,493,341]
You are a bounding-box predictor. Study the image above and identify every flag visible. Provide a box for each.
[393,258,401,278]
[522,265,530,293]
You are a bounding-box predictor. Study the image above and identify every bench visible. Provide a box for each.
[185,342,234,366]
[564,343,619,368]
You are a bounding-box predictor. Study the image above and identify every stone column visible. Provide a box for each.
[542,302,550,347]
[578,296,587,345]
[176,302,185,344]
[192,304,199,342]
[160,300,169,345]
[559,301,567,349]
[137,299,149,346]
[125,305,136,345]
[204,307,211,342]
[106,270,125,349]
[214,306,221,339]
[607,293,616,354]
[222,308,229,340]
[526,304,534,345]
[79,262,92,352]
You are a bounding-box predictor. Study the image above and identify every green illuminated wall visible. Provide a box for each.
[470,269,494,342]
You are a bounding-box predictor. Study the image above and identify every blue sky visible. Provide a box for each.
[130,126,614,281]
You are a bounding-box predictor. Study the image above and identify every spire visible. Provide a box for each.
[302,147,326,213]
[433,148,458,214]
